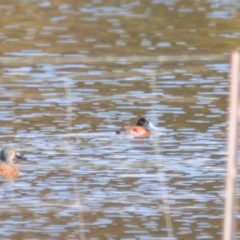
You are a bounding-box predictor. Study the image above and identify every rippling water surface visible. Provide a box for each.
[0,0,239,239]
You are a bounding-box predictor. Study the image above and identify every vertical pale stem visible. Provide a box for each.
[223,51,240,240]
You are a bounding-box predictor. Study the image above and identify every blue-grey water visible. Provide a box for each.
[0,0,238,239]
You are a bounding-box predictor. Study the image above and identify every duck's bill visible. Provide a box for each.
[16,152,27,160]
[147,121,159,130]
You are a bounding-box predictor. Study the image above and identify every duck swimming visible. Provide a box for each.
[116,117,157,137]
[0,147,27,179]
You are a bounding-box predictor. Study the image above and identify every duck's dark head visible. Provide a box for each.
[136,118,157,130]
[0,147,27,164]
